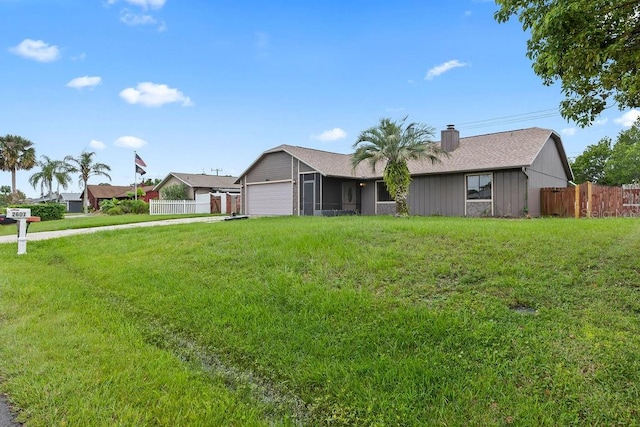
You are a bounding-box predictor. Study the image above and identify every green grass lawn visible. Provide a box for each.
[0,216,639,426]
[0,213,213,236]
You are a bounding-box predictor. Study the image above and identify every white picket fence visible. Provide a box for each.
[150,198,210,215]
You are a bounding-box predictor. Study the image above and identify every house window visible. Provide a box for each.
[376,181,393,202]
[466,174,492,200]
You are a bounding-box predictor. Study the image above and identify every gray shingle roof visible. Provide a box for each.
[408,127,566,175]
[60,193,82,201]
[160,173,241,191]
[246,127,570,180]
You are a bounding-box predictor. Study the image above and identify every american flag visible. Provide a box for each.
[135,153,147,167]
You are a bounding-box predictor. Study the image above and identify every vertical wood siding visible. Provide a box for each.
[409,174,465,216]
[299,161,314,173]
[493,169,527,217]
[246,151,293,183]
[409,170,526,217]
[292,159,299,215]
[528,137,570,216]
[360,181,375,215]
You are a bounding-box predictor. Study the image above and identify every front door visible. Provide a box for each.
[342,182,356,211]
[303,181,314,215]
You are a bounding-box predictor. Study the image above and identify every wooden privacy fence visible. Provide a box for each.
[541,183,640,218]
[209,193,241,215]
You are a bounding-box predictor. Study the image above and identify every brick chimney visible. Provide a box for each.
[441,124,459,152]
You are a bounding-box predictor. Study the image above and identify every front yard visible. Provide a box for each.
[0,216,638,425]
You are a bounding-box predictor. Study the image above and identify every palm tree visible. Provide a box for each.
[352,117,446,216]
[65,151,112,213]
[0,134,37,193]
[29,155,73,198]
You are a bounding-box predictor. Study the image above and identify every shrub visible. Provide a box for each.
[106,206,124,216]
[161,184,188,200]
[121,199,149,214]
[101,199,149,215]
[10,203,65,221]
[100,198,119,213]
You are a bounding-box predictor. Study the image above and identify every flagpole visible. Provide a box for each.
[134,151,138,200]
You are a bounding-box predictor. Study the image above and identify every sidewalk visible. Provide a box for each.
[0,215,227,245]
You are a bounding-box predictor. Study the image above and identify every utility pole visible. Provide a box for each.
[211,168,223,176]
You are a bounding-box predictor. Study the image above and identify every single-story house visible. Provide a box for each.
[59,193,83,213]
[84,185,159,211]
[29,192,83,213]
[235,126,574,217]
[154,172,241,199]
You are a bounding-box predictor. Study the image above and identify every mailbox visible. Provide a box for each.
[0,214,18,225]
[1,210,40,254]
[6,208,31,219]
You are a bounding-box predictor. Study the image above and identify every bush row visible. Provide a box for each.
[100,198,149,215]
[8,203,66,221]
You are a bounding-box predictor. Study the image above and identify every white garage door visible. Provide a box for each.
[246,182,293,215]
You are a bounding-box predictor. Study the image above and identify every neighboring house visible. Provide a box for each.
[84,185,158,211]
[29,192,83,213]
[154,172,241,199]
[29,193,60,204]
[59,193,83,213]
[235,126,574,217]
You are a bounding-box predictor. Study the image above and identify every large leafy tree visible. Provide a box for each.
[352,117,445,216]
[65,151,112,213]
[571,119,640,185]
[29,155,73,197]
[605,122,640,184]
[495,0,640,126]
[0,134,37,193]
[571,138,613,184]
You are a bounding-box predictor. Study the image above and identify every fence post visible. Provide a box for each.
[574,184,580,218]
[586,182,592,218]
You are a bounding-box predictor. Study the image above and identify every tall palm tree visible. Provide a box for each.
[0,134,37,193]
[352,117,446,216]
[29,155,73,198]
[65,151,112,213]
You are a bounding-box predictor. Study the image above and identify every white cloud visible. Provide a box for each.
[108,0,165,9]
[594,118,609,126]
[119,82,193,107]
[120,11,157,26]
[66,76,102,89]
[114,136,147,148]
[614,109,640,127]
[425,60,467,80]
[9,39,60,62]
[561,128,576,136]
[89,140,106,150]
[312,128,347,142]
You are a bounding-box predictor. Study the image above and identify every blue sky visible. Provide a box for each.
[2,0,639,197]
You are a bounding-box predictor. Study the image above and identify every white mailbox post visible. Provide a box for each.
[7,208,31,255]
